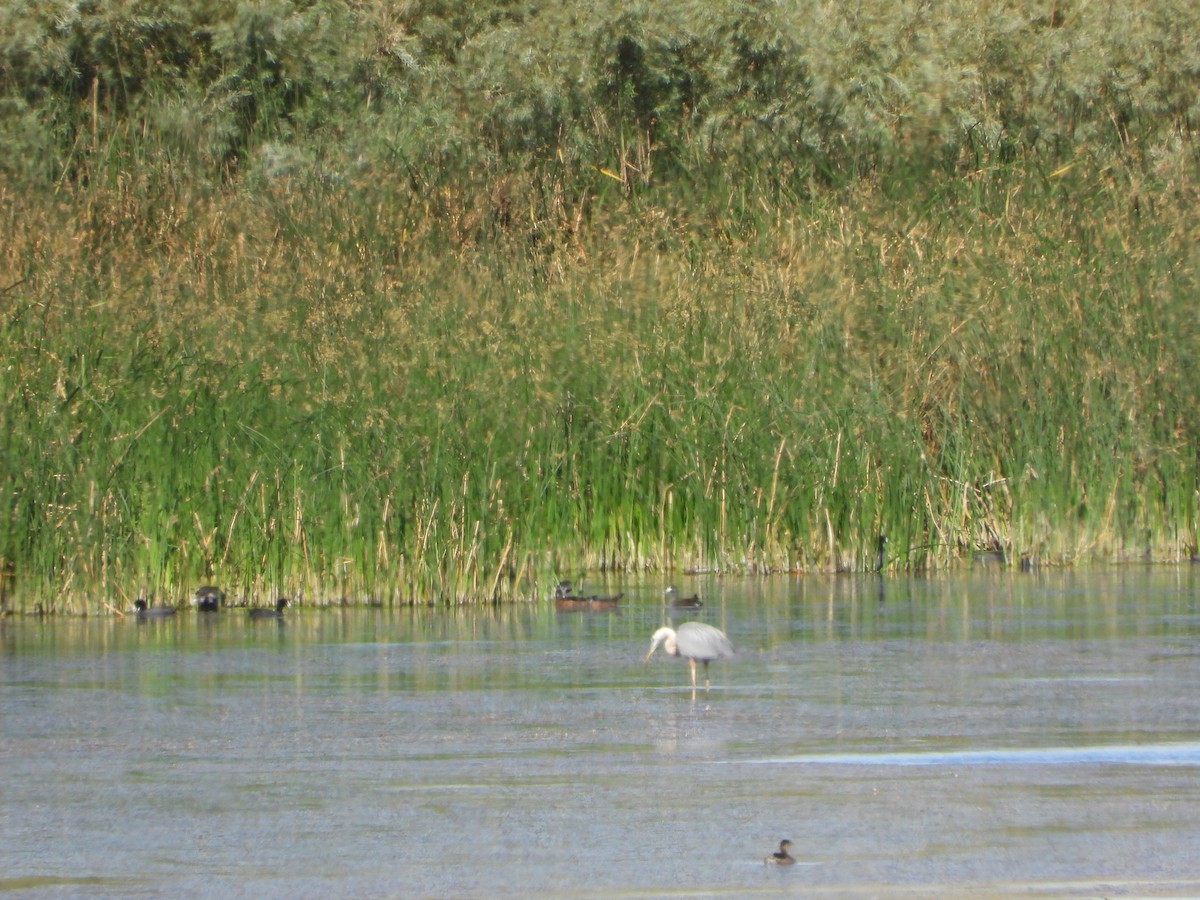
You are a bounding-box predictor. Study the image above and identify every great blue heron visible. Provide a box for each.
[249,597,289,619]
[874,534,887,573]
[134,598,176,618]
[663,586,703,609]
[194,585,224,611]
[764,839,795,865]
[643,622,733,690]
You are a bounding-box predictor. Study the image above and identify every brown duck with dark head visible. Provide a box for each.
[764,839,795,865]
[664,586,702,609]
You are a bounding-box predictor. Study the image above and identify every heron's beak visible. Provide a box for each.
[643,643,657,664]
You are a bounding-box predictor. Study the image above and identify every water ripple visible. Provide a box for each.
[728,743,1200,767]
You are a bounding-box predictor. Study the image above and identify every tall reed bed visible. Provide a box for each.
[0,1,1197,611]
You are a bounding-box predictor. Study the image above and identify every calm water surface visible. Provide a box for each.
[4,569,1200,898]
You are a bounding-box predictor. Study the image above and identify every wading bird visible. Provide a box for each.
[134,598,176,618]
[249,597,289,619]
[764,839,795,866]
[663,586,703,609]
[644,622,733,691]
[194,585,225,611]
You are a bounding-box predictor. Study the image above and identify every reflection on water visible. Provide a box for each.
[3,568,1200,897]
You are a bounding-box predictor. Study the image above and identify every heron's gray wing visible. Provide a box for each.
[675,622,733,660]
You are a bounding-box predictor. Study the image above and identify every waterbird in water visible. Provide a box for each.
[134,598,176,618]
[249,597,289,619]
[194,585,225,611]
[553,579,622,611]
[644,622,733,691]
[246,600,288,619]
[874,534,888,573]
[764,839,795,866]
[664,586,703,609]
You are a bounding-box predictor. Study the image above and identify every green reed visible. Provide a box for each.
[3,154,1197,613]
[1,1,1198,612]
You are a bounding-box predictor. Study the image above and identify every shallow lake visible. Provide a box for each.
[4,568,1200,898]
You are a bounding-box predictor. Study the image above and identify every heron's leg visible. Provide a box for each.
[688,658,697,689]
[703,660,711,690]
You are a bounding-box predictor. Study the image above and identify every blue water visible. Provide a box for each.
[3,568,1200,897]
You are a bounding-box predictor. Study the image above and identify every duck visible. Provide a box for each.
[248,597,289,619]
[764,839,795,866]
[663,586,703,609]
[553,579,621,611]
[134,598,176,618]
[194,585,225,611]
[554,592,622,612]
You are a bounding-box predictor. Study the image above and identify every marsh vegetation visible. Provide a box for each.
[1,1,1197,611]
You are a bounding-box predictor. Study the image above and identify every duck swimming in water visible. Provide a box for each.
[134,599,176,618]
[664,586,703,609]
[764,839,795,865]
[248,597,289,619]
[553,579,622,611]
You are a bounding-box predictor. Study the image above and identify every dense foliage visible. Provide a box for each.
[1,1,1198,611]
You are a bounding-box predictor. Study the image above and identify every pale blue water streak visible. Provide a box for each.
[731,742,1200,767]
